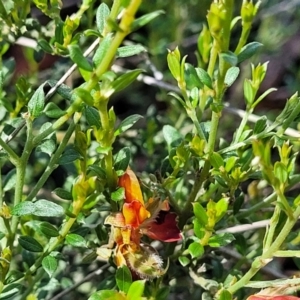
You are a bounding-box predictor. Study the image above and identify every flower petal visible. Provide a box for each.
[119,169,144,204]
[123,201,150,228]
[143,212,181,242]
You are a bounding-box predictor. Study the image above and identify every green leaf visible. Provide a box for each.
[3,169,16,192]
[65,233,87,248]
[0,283,23,300]
[253,116,268,134]
[218,289,232,300]
[167,48,181,81]
[87,165,106,179]
[33,200,64,217]
[38,39,53,53]
[127,280,145,300]
[224,66,240,87]
[115,114,143,136]
[59,148,81,164]
[111,69,143,93]
[48,80,73,101]
[237,42,263,63]
[85,106,102,129]
[111,187,125,202]
[116,45,146,58]
[39,222,60,237]
[156,286,171,300]
[42,255,58,277]
[163,125,182,148]
[116,266,132,293]
[88,290,126,300]
[132,10,164,30]
[18,236,43,252]
[210,152,224,169]
[192,203,208,226]
[195,68,213,89]
[28,83,45,118]
[274,161,288,183]
[188,242,204,259]
[220,51,238,66]
[11,202,34,216]
[114,147,131,172]
[68,44,93,71]
[208,233,235,247]
[74,87,94,106]
[178,256,190,267]
[96,3,110,34]
[44,102,65,118]
[53,188,72,200]
[215,198,229,222]
[36,139,56,156]
[193,218,205,239]
[93,34,112,66]
[185,63,203,90]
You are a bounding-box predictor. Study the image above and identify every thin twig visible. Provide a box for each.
[1,37,100,150]
[49,263,109,300]
[217,220,270,234]
[220,247,286,279]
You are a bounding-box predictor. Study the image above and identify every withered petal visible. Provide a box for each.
[144,212,181,242]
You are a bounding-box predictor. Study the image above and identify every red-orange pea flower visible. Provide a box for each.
[119,169,181,242]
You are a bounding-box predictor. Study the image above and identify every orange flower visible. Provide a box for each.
[118,169,181,242]
[101,168,181,279]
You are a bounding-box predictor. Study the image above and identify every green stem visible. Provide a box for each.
[234,24,251,54]
[0,137,19,166]
[228,205,300,294]
[263,204,280,252]
[25,121,76,202]
[9,118,34,248]
[233,109,252,143]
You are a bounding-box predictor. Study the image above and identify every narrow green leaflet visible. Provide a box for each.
[0,283,23,300]
[85,106,102,129]
[35,139,56,156]
[53,188,72,200]
[11,201,35,216]
[188,242,204,259]
[163,125,182,148]
[224,67,240,87]
[116,45,146,58]
[132,10,164,30]
[208,233,235,247]
[12,200,63,217]
[44,102,65,118]
[88,290,126,300]
[237,42,263,63]
[59,148,81,165]
[193,203,208,226]
[65,233,87,248]
[42,255,58,277]
[116,266,132,293]
[111,69,143,93]
[33,200,64,217]
[96,3,110,34]
[28,83,45,118]
[93,34,112,66]
[126,280,145,300]
[115,114,143,136]
[111,187,125,202]
[39,222,60,237]
[114,147,131,172]
[68,44,93,72]
[18,236,43,252]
